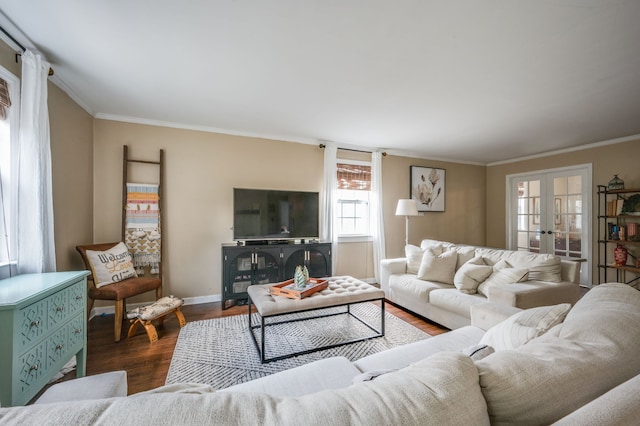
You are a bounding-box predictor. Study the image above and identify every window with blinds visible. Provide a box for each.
[336,162,371,236]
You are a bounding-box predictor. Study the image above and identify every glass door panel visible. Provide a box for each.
[508,165,591,285]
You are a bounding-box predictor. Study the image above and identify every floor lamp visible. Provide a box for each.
[396,199,419,246]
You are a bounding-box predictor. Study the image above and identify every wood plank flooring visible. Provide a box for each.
[79,301,447,395]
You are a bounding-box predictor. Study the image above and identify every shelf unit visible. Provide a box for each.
[221,242,332,309]
[597,185,640,285]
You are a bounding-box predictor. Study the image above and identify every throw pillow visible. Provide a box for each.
[453,257,493,294]
[479,303,572,350]
[85,242,137,288]
[405,245,424,274]
[477,260,529,297]
[352,369,397,384]
[461,344,495,361]
[416,249,458,284]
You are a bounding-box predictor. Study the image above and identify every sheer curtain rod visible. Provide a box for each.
[319,143,386,156]
[0,25,54,76]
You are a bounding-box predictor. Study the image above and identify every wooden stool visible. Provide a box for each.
[127,296,186,343]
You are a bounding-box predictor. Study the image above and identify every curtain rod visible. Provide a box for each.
[0,25,54,76]
[319,143,386,156]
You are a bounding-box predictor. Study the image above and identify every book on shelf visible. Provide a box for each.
[606,200,624,216]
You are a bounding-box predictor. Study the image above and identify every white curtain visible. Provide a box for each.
[321,142,337,275]
[17,50,56,273]
[371,151,385,283]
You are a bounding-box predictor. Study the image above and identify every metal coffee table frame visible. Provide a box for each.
[248,297,385,363]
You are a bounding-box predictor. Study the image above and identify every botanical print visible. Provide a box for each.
[411,166,445,212]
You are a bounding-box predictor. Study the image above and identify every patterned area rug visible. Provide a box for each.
[165,303,430,390]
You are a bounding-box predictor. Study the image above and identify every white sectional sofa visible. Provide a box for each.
[1,283,640,425]
[380,239,582,329]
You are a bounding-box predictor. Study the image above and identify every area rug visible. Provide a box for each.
[165,303,430,390]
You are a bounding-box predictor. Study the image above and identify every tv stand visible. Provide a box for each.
[221,241,332,309]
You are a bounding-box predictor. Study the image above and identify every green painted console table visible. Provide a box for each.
[0,271,89,406]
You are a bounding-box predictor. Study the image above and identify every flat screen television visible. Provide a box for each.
[233,188,320,241]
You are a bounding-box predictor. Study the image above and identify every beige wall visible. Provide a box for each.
[486,137,640,283]
[91,122,487,301]
[0,40,94,272]
[382,154,487,259]
[93,119,326,300]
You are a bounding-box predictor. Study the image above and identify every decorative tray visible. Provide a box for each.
[269,278,328,299]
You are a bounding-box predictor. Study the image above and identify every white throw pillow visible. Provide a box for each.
[405,245,424,274]
[461,344,495,361]
[479,303,572,350]
[477,260,529,297]
[85,242,138,288]
[416,249,458,284]
[453,257,494,294]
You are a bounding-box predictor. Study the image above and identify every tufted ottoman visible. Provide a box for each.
[247,276,385,363]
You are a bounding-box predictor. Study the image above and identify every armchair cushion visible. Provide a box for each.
[85,242,137,287]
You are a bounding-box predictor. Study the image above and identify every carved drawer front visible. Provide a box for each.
[46,327,68,370]
[66,314,85,350]
[18,342,46,396]
[47,290,69,328]
[65,280,85,315]
[18,300,47,353]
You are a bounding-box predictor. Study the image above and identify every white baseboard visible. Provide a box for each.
[88,294,222,320]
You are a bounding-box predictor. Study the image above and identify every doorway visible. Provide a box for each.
[507,164,592,286]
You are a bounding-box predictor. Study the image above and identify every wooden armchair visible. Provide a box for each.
[76,242,163,342]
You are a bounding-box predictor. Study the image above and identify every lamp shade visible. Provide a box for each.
[395,199,419,216]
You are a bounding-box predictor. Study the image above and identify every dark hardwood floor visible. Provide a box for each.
[78,300,447,395]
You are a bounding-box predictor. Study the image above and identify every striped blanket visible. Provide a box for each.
[125,183,161,274]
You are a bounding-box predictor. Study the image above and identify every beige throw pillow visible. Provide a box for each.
[453,257,493,294]
[477,260,528,297]
[417,249,458,284]
[85,242,138,288]
[479,303,572,350]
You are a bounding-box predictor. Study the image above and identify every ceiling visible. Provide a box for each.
[1,1,639,164]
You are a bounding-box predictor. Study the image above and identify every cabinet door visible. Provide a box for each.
[282,248,306,279]
[223,248,254,298]
[307,244,331,277]
[282,244,331,279]
[253,248,282,285]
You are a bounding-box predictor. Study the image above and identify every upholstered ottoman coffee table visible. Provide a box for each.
[247,276,385,363]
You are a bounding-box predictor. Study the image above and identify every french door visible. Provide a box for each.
[507,165,591,285]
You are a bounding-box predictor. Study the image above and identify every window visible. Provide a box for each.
[0,66,19,269]
[336,161,371,237]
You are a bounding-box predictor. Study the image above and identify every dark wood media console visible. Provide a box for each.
[221,241,332,309]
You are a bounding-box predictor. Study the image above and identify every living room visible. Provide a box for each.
[2,2,640,423]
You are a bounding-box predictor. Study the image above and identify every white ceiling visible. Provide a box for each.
[1,0,639,164]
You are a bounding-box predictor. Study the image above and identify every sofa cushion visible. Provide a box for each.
[448,245,477,269]
[429,289,487,318]
[552,373,640,426]
[0,352,491,426]
[221,356,361,397]
[479,303,571,350]
[354,325,485,372]
[476,283,640,425]
[453,257,493,294]
[417,249,457,284]
[476,248,562,282]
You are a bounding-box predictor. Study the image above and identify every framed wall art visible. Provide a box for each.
[410,166,445,212]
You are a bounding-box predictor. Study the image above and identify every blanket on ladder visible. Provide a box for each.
[125,183,161,274]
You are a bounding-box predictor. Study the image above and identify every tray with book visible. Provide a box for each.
[269,278,328,299]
